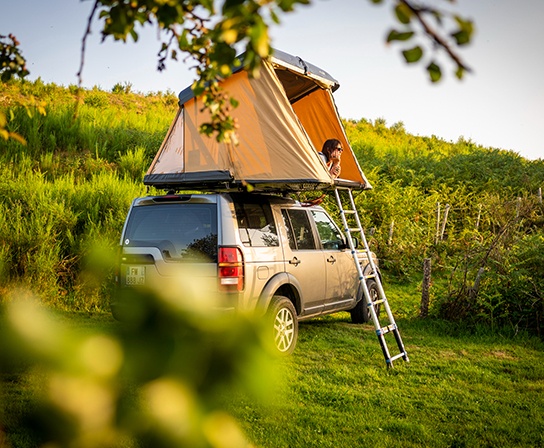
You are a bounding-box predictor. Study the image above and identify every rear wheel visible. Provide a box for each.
[267,295,298,356]
[350,279,381,324]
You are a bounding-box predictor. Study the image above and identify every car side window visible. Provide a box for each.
[281,209,317,250]
[234,201,279,247]
[310,210,345,250]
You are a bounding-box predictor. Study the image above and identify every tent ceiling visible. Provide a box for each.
[274,67,321,104]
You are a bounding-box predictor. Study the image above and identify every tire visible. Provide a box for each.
[267,295,298,356]
[350,279,381,324]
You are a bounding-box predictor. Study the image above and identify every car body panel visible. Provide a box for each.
[113,192,378,327]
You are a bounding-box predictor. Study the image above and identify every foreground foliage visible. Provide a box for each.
[1,282,271,448]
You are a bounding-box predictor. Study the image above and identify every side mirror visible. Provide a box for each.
[350,237,359,249]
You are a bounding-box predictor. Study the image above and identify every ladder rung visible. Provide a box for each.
[377,324,397,336]
[357,252,372,259]
[368,298,386,306]
[363,273,376,280]
[388,352,408,363]
[348,228,360,233]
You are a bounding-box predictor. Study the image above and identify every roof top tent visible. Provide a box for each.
[144,49,371,192]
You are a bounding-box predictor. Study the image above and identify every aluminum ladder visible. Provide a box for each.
[334,187,409,367]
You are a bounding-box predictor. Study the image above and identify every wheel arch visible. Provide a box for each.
[256,272,301,316]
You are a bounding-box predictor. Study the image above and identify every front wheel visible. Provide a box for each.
[350,279,381,324]
[266,296,298,356]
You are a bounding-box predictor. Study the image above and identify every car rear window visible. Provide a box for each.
[123,203,218,262]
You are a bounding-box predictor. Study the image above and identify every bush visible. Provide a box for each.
[118,146,149,182]
[483,233,544,335]
[0,165,145,310]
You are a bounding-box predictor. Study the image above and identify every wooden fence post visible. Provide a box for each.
[420,258,431,318]
[475,204,482,231]
[435,202,441,244]
[440,204,450,241]
[469,267,485,299]
[388,219,395,245]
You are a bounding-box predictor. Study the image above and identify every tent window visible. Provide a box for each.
[274,67,319,104]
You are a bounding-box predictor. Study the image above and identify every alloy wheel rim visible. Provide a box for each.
[274,308,295,352]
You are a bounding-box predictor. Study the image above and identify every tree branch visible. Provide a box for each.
[77,0,100,88]
[400,0,472,73]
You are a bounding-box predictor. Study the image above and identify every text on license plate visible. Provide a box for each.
[126,266,145,285]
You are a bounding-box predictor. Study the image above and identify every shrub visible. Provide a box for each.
[118,146,149,182]
[84,91,109,108]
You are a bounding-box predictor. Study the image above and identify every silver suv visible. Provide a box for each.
[113,192,380,355]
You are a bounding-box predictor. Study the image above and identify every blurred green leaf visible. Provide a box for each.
[402,46,423,63]
[431,9,443,25]
[395,3,413,24]
[455,65,465,80]
[427,61,442,82]
[387,29,414,42]
[451,30,470,46]
[451,16,474,46]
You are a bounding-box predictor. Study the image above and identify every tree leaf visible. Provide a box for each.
[452,16,474,46]
[455,65,465,80]
[427,61,442,82]
[395,3,412,24]
[402,46,423,63]
[431,10,443,26]
[451,30,470,46]
[387,29,414,42]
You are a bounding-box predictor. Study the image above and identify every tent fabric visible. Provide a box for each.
[144,50,370,192]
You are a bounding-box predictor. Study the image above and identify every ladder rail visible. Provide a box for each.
[333,187,408,367]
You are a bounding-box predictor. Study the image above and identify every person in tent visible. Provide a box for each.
[318,139,343,178]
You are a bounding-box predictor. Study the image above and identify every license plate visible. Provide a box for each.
[126,266,146,285]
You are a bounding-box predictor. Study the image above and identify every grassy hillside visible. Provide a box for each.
[0,78,543,335]
[0,79,177,310]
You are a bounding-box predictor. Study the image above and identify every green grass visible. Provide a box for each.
[231,314,544,448]
[225,283,544,448]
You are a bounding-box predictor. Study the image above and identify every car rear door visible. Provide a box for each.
[309,209,359,312]
[280,208,326,317]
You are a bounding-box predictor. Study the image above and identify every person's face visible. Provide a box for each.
[331,145,343,159]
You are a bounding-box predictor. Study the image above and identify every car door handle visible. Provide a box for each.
[289,257,301,266]
[327,255,336,264]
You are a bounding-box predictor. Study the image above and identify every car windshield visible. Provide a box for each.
[123,203,218,262]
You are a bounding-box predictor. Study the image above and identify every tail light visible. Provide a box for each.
[218,247,244,292]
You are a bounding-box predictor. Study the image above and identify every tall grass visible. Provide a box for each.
[0,159,147,310]
[0,79,175,310]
